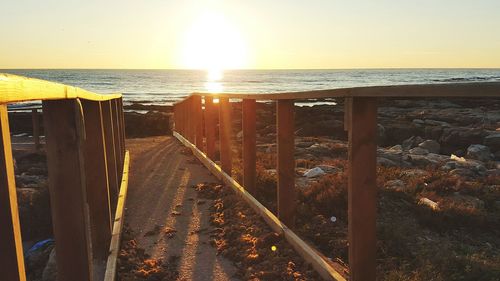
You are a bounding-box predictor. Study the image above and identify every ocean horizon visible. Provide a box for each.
[3,68,500,106]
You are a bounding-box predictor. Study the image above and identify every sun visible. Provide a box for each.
[180,11,249,73]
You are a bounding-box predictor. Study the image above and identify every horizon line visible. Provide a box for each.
[2,67,500,71]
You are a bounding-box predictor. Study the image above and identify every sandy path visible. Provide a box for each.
[124,136,239,281]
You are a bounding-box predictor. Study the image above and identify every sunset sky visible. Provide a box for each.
[1,0,500,69]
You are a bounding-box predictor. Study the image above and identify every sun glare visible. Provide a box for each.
[180,11,249,73]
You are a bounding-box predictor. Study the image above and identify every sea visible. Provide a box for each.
[2,69,500,106]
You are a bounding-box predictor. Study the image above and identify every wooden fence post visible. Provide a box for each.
[111,100,123,177]
[219,97,232,174]
[242,99,257,195]
[347,97,377,281]
[277,100,296,227]
[118,98,126,156]
[0,105,26,281]
[193,95,203,150]
[81,100,112,275]
[101,101,119,212]
[204,96,216,159]
[32,109,40,151]
[42,99,93,281]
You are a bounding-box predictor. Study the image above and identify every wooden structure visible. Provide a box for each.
[173,82,500,281]
[0,74,129,281]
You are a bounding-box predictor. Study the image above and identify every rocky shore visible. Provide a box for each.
[8,97,500,280]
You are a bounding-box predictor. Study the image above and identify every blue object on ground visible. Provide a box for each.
[25,238,54,256]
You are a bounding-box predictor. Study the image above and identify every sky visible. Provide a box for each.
[1,0,500,69]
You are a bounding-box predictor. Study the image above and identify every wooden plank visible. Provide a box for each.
[32,109,40,151]
[173,132,346,281]
[0,104,26,281]
[111,100,123,177]
[192,95,204,150]
[204,96,216,159]
[347,97,377,281]
[277,100,296,228]
[118,98,126,156]
[103,151,130,281]
[81,100,112,270]
[187,97,196,143]
[242,99,257,195]
[219,97,232,174]
[42,99,93,281]
[101,101,119,213]
[0,73,122,104]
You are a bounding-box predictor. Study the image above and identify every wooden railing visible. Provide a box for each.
[0,74,129,281]
[172,82,500,281]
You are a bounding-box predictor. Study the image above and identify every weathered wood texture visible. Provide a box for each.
[112,100,123,177]
[102,101,119,210]
[347,97,377,281]
[277,100,296,228]
[42,99,93,281]
[190,95,202,150]
[104,151,130,281]
[204,96,217,159]
[81,100,112,266]
[242,99,257,195]
[219,97,232,174]
[0,73,122,104]
[118,98,126,156]
[0,105,26,281]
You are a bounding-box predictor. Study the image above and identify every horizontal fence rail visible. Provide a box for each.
[0,74,129,281]
[173,83,500,281]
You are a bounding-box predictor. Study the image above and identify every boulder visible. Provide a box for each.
[303,167,325,178]
[409,147,429,155]
[484,133,500,151]
[418,140,440,154]
[402,136,424,151]
[42,248,57,281]
[377,157,399,167]
[466,144,493,162]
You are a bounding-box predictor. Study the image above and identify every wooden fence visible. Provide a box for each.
[0,74,129,281]
[172,82,500,281]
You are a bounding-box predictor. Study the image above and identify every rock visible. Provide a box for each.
[388,145,403,152]
[377,157,399,167]
[42,248,57,281]
[466,144,493,162]
[440,127,487,154]
[412,119,425,126]
[441,158,487,176]
[418,140,440,154]
[409,147,429,155]
[424,119,450,127]
[384,180,409,192]
[484,133,500,151]
[402,136,424,151]
[306,143,330,156]
[419,197,439,210]
[378,148,403,163]
[303,167,325,178]
[316,165,339,174]
[408,153,447,167]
